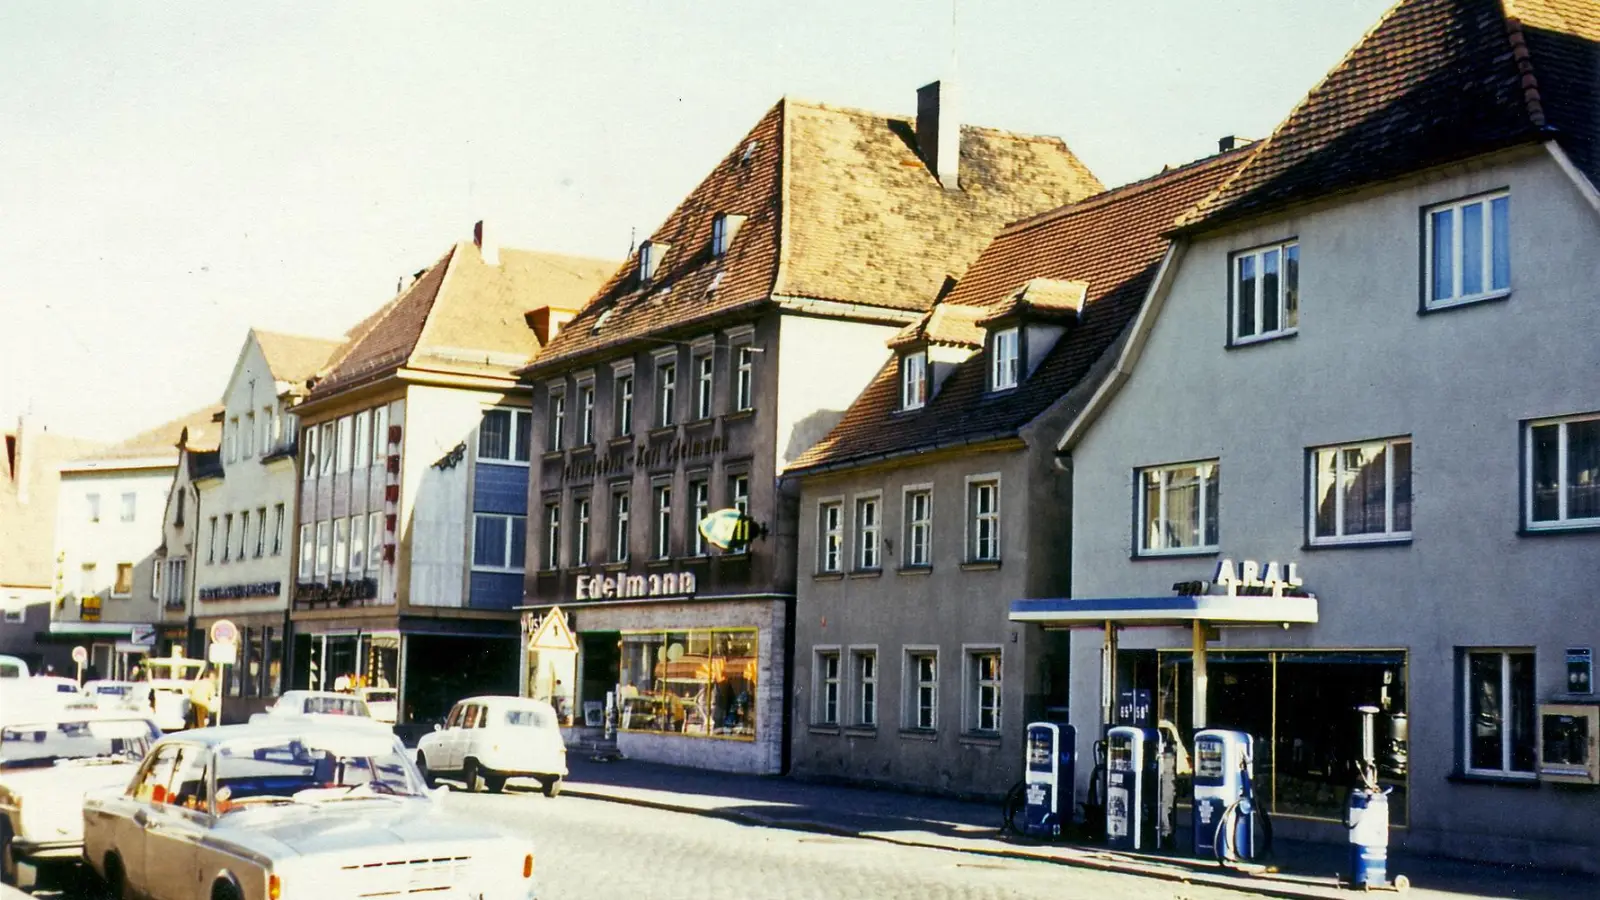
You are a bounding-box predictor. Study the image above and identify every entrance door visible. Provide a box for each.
[580,632,620,728]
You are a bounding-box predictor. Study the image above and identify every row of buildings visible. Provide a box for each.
[4,0,1595,872]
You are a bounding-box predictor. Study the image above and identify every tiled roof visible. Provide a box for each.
[975,278,1090,327]
[886,304,990,350]
[789,147,1250,473]
[306,242,615,401]
[69,404,223,467]
[523,97,1103,375]
[253,329,342,389]
[1183,0,1599,229]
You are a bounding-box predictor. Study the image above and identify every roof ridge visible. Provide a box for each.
[781,94,1070,146]
[1499,2,1550,128]
[1005,145,1252,235]
[407,241,470,365]
[316,245,455,385]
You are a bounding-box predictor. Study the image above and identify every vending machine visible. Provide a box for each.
[1105,725,1169,851]
[1021,722,1076,838]
[1192,729,1255,861]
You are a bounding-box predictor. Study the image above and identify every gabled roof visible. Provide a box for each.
[1182,0,1600,229]
[306,242,615,402]
[253,329,342,389]
[66,405,223,469]
[523,96,1103,375]
[887,304,990,350]
[789,147,1250,474]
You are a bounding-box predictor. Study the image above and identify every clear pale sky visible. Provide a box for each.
[0,0,1391,442]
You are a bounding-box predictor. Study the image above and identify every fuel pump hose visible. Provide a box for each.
[1213,756,1273,869]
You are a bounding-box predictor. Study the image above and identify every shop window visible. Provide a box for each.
[966,650,1001,734]
[1525,412,1600,530]
[1310,439,1411,544]
[618,629,758,738]
[1462,649,1537,778]
[853,649,877,727]
[1139,460,1220,554]
[266,627,283,697]
[814,649,841,725]
[905,649,938,730]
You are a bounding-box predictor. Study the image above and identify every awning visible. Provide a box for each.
[46,621,139,637]
[1009,593,1318,627]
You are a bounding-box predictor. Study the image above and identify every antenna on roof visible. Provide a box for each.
[626,226,637,258]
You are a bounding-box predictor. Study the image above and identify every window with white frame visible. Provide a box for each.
[639,240,667,286]
[479,407,532,462]
[1310,440,1411,543]
[302,427,318,480]
[1526,412,1600,529]
[319,423,335,476]
[733,345,754,412]
[901,351,927,410]
[968,650,1002,734]
[547,392,566,453]
[371,405,389,462]
[298,525,312,578]
[223,514,234,563]
[1139,460,1221,554]
[473,513,527,571]
[854,650,877,727]
[1231,240,1299,342]
[817,501,842,573]
[243,412,255,458]
[1426,191,1509,309]
[261,407,275,453]
[331,518,348,577]
[367,513,383,571]
[904,488,931,567]
[991,328,1019,391]
[656,361,677,427]
[1462,648,1536,777]
[255,507,267,557]
[712,213,746,257]
[543,502,561,570]
[87,493,101,523]
[653,484,672,559]
[967,478,1000,562]
[315,521,331,576]
[815,649,841,725]
[578,383,596,446]
[855,495,880,570]
[348,515,366,572]
[907,650,938,730]
[614,372,635,437]
[151,559,161,601]
[610,488,631,563]
[573,496,591,565]
[689,480,709,555]
[120,492,136,522]
[694,354,714,420]
[729,473,749,516]
[353,410,371,468]
[272,504,285,556]
[335,416,353,472]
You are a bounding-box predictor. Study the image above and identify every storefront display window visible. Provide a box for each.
[618,629,757,739]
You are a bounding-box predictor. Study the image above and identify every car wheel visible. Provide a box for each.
[541,777,562,798]
[464,758,482,793]
[484,774,506,794]
[0,820,18,886]
[104,853,130,900]
[213,877,244,900]
[417,752,436,789]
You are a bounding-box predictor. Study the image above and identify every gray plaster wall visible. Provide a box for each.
[1066,147,1600,871]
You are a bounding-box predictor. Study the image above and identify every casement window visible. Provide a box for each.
[610,489,631,563]
[855,495,881,571]
[694,354,714,420]
[547,393,567,453]
[1231,240,1300,343]
[348,515,366,572]
[817,501,843,573]
[371,405,389,462]
[578,384,596,446]
[1139,460,1221,554]
[243,412,255,458]
[121,492,136,523]
[472,513,527,571]
[991,328,1019,391]
[208,516,218,564]
[298,525,313,578]
[543,502,562,570]
[854,650,877,727]
[1462,649,1536,778]
[901,351,927,410]
[331,518,348,577]
[614,373,635,437]
[653,484,673,560]
[1426,191,1509,309]
[904,488,932,567]
[319,423,336,475]
[967,650,1002,734]
[906,650,938,730]
[315,521,331,576]
[226,418,238,462]
[967,477,1000,563]
[729,474,749,516]
[237,511,250,561]
[689,480,709,555]
[353,410,371,468]
[656,362,677,427]
[1310,439,1411,544]
[272,504,285,556]
[480,408,533,462]
[366,513,383,571]
[711,213,746,257]
[87,493,101,523]
[111,563,133,598]
[254,507,267,557]
[639,240,668,286]
[733,346,755,412]
[335,416,353,473]
[815,650,841,725]
[223,515,235,563]
[1526,412,1600,529]
[165,558,187,609]
[573,496,591,565]
[302,427,318,480]
[152,558,162,601]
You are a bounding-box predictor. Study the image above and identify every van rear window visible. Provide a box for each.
[504,709,551,728]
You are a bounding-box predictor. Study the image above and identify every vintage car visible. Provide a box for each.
[355,687,398,724]
[0,699,162,885]
[0,657,26,680]
[82,680,140,711]
[249,691,388,730]
[416,696,567,796]
[81,723,538,900]
[135,655,216,731]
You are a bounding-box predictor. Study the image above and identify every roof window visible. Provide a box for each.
[740,140,760,165]
[639,240,670,287]
[591,307,615,335]
[712,214,747,257]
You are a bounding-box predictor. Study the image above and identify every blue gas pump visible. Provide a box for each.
[1105,725,1169,851]
[1192,729,1261,863]
[1346,706,1408,891]
[1021,722,1075,838]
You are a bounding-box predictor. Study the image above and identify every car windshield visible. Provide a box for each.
[504,708,553,728]
[0,718,161,769]
[214,733,422,808]
[303,696,368,716]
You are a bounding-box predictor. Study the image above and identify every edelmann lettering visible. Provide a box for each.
[575,571,698,601]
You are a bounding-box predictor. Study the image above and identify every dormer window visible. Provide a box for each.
[712,214,747,257]
[991,328,1019,391]
[639,240,670,286]
[900,351,927,410]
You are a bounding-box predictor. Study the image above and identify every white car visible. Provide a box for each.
[81,723,539,900]
[250,691,388,730]
[82,680,140,711]
[0,700,162,886]
[135,656,216,731]
[417,696,568,796]
[0,657,26,680]
[355,688,397,724]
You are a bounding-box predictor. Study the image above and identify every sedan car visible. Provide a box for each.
[82,680,140,711]
[0,700,162,885]
[417,697,567,796]
[82,722,538,900]
[249,691,388,730]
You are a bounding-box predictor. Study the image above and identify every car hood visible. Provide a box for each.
[4,762,137,842]
[216,798,510,858]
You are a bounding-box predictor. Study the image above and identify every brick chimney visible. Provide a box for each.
[916,81,961,191]
[474,220,499,266]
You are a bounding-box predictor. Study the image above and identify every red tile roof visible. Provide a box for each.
[1183,0,1599,229]
[522,97,1103,376]
[789,147,1251,473]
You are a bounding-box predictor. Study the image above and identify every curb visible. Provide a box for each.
[561,784,1350,900]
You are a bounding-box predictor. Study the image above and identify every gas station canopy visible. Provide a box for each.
[1009,594,1318,628]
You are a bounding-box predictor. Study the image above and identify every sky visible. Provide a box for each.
[0,0,1393,442]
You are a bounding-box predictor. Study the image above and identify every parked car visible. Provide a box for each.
[81,680,140,711]
[0,657,26,680]
[134,655,216,731]
[30,676,83,698]
[81,722,539,900]
[250,691,388,730]
[0,699,162,885]
[416,696,567,796]
[355,687,398,724]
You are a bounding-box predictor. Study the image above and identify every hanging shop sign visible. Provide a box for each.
[574,571,697,601]
[197,581,282,602]
[1211,559,1306,598]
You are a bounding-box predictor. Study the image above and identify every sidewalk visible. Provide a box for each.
[558,756,1596,900]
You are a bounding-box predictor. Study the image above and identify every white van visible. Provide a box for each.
[416,696,568,796]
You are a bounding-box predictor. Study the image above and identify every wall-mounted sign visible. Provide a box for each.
[575,571,697,601]
[526,606,578,652]
[79,595,102,622]
[1212,559,1305,598]
[1568,647,1593,695]
[698,508,762,552]
[198,581,282,602]
[562,436,730,482]
[294,578,379,606]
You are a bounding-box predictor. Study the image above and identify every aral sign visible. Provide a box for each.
[575,571,697,601]
[1212,558,1304,598]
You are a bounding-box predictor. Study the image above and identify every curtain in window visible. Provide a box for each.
[1567,419,1600,520]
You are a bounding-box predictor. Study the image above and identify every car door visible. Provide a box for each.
[116,744,181,898]
[145,744,209,899]
[429,703,462,772]
[447,704,480,772]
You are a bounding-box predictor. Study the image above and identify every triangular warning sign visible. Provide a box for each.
[528,606,577,652]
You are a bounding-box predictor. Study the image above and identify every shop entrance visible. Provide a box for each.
[401,633,518,725]
[579,631,620,728]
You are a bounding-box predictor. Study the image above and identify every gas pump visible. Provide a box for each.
[1346,706,1408,891]
[1192,729,1267,864]
[1021,722,1075,838]
[1105,725,1174,851]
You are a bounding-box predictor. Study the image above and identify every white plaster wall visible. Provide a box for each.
[773,315,899,473]
[54,464,173,625]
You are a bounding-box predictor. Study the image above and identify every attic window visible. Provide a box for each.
[712,214,747,257]
[639,240,669,286]
[900,351,927,411]
[991,328,1019,392]
[706,271,725,296]
[740,140,760,165]
[592,308,615,334]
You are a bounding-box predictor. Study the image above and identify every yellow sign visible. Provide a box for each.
[527,606,577,652]
[80,595,102,622]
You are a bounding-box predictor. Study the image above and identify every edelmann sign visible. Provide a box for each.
[575,571,697,601]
